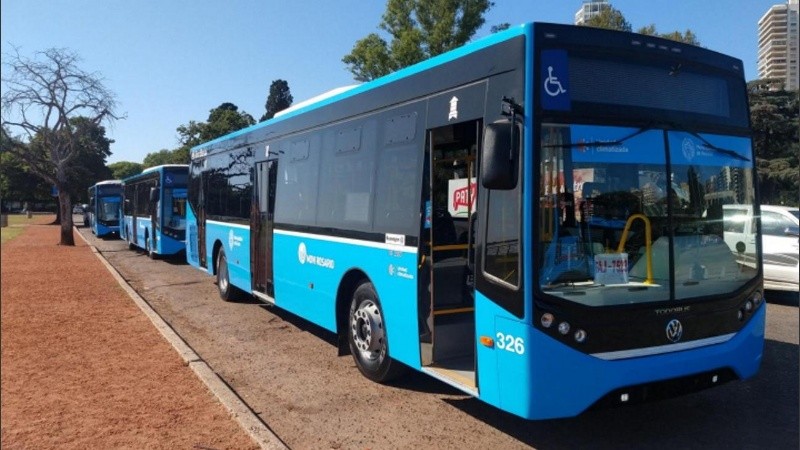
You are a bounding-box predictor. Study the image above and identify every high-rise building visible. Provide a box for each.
[574,0,610,25]
[757,0,799,90]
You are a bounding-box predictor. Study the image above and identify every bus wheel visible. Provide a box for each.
[146,236,157,259]
[216,249,239,301]
[348,281,405,382]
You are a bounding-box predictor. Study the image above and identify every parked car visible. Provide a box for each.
[72,204,85,214]
[82,204,91,227]
[760,205,799,291]
[723,204,799,292]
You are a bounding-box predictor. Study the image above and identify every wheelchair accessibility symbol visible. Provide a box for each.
[544,66,567,97]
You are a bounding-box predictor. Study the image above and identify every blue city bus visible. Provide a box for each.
[120,164,188,258]
[186,23,764,419]
[86,180,122,237]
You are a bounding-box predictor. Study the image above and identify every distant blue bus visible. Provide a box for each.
[86,180,122,237]
[186,23,764,419]
[121,164,188,258]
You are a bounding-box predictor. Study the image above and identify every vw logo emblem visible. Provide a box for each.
[666,319,683,343]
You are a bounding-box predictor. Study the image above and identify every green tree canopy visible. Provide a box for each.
[343,0,494,81]
[177,102,255,149]
[637,25,700,45]
[260,79,294,122]
[583,5,632,32]
[108,161,143,180]
[62,117,114,202]
[142,148,189,168]
[747,80,799,205]
[582,5,701,45]
[0,132,51,209]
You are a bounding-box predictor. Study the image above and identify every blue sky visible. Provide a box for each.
[1,1,779,164]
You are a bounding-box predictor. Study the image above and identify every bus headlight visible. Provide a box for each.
[558,321,570,335]
[541,313,554,328]
[751,290,763,307]
[574,329,587,343]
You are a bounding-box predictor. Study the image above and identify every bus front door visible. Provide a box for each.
[421,116,481,391]
[252,159,277,299]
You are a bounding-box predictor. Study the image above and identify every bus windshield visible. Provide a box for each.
[98,197,120,222]
[538,124,758,306]
[164,187,187,230]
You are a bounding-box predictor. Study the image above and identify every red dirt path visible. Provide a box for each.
[1,218,258,449]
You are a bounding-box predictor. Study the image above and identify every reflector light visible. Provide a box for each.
[712,375,719,383]
[479,336,494,348]
[620,393,629,402]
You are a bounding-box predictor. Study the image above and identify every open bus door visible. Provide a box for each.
[421,108,482,392]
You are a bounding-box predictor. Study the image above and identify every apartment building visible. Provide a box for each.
[757,0,799,90]
[574,0,610,25]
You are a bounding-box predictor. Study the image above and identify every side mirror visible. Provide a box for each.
[149,187,159,202]
[481,120,519,190]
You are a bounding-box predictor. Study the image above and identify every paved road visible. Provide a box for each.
[78,223,798,449]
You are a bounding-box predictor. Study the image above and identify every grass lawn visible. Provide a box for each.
[0,214,49,245]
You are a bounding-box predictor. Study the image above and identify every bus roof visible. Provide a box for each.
[192,21,744,154]
[192,23,530,153]
[122,164,188,183]
[93,180,122,186]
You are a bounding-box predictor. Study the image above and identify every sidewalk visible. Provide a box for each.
[1,218,259,449]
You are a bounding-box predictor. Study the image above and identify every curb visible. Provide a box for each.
[75,227,288,450]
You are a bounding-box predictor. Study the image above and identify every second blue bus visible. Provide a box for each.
[121,164,188,258]
[86,180,122,238]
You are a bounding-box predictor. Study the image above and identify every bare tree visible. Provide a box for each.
[1,47,121,245]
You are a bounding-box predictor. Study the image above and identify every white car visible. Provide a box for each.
[723,205,799,292]
[760,205,799,291]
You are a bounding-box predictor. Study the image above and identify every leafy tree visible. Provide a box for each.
[491,23,511,33]
[260,79,294,122]
[747,80,799,204]
[343,0,494,81]
[1,47,120,245]
[177,102,255,149]
[583,5,632,32]
[637,25,700,45]
[142,148,188,168]
[0,137,51,211]
[62,117,114,203]
[108,161,144,180]
[582,6,700,45]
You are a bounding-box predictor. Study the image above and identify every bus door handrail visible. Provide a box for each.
[616,213,653,284]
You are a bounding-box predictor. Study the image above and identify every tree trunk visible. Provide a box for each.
[51,202,62,225]
[57,190,75,246]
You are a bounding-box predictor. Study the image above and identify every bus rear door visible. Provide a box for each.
[252,159,278,300]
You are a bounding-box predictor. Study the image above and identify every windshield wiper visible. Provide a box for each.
[688,131,750,162]
[541,125,654,149]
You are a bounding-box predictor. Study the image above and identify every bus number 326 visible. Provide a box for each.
[496,332,525,355]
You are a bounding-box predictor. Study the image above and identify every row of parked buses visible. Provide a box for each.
[85,23,769,420]
[85,164,188,259]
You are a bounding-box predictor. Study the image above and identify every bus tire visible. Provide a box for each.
[145,235,157,259]
[348,281,406,382]
[216,249,239,301]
